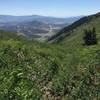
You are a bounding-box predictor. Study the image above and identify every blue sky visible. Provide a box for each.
[0,0,100,17]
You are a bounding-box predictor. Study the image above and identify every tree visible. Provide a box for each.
[83,27,97,45]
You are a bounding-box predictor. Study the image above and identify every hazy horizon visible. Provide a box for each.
[0,0,100,17]
[0,14,85,18]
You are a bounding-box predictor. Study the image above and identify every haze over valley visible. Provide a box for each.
[0,15,82,41]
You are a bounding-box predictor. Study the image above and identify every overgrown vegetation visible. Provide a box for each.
[0,12,100,100]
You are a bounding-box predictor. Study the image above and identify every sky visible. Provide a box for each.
[0,0,100,17]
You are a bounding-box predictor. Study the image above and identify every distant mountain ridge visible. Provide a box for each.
[0,15,82,24]
[0,15,82,41]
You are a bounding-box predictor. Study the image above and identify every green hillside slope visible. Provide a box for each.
[0,13,100,100]
[48,12,100,44]
[59,14,100,47]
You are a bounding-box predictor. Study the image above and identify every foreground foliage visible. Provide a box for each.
[0,18,100,100]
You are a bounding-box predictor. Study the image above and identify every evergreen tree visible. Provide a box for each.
[83,27,97,45]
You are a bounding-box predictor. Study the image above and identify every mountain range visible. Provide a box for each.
[0,15,82,41]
